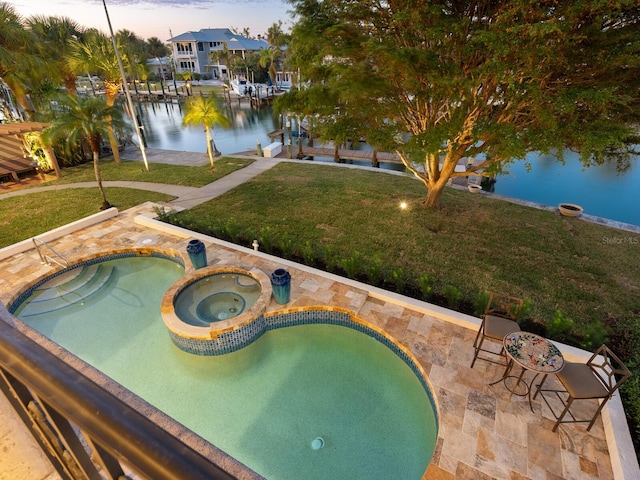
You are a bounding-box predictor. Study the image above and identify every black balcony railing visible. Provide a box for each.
[0,319,256,480]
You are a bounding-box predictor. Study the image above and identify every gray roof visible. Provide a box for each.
[168,28,269,51]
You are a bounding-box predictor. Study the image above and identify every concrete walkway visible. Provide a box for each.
[0,157,283,209]
[168,158,280,208]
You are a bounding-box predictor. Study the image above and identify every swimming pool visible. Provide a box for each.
[9,252,439,479]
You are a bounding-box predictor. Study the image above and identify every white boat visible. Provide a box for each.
[230,78,254,96]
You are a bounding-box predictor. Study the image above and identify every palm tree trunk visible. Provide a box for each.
[92,150,111,209]
[104,84,122,165]
[63,74,77,96]
[105,118,121,165]
[204,127,215,169]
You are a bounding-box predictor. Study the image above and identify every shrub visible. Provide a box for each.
[578,320,610,351]
[390,268,406,293]
[300,240,316,265]
[546,310,574,340]
[258,226,277,253]
[418,274,435,300]
[223,218,243,243]
[339,251,365,278]
[443,285,462,309]
[366,256,384,286]
[473,291,490,316]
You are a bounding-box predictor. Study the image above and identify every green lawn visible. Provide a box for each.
[0,188,173,247]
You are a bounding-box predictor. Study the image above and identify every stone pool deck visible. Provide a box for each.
[0,202,637,480]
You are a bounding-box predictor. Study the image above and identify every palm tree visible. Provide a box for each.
[182,95,230,169]
[26,15,84,96]
[258,46,281,88]
[68,30,129,164]
[146,37,169,59]
[0,3,42,117]
[41,95,130,209]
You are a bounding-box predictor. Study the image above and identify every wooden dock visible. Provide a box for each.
[265,140,401,166]
[299,146,401,165]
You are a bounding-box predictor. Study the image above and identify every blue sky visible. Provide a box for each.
[6,0,292,41]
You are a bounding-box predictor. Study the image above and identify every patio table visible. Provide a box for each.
[491,331,565,411]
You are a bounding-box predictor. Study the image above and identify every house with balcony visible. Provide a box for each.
[167,28,269,79]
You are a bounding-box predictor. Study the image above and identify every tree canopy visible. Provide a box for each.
[279,0,640,207]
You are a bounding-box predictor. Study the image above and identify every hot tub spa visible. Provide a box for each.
[161,266,272,355]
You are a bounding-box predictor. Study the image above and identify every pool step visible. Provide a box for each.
[31,264,102,301]
[18,264,116,317]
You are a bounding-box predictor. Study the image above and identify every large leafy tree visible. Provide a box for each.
[68,29,130,164]
[41,95,130,209]
[281,0,640,207]
[182,94,231,169]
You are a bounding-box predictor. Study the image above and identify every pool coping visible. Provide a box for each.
[161,266,272,340]
[0,207,119,262]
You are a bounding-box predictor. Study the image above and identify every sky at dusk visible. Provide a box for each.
[5,0,292,42]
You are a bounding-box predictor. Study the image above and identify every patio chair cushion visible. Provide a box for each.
[557,362,609,399]
[483,314,520,341]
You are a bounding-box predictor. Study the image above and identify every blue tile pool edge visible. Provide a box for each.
[168,306,440,434]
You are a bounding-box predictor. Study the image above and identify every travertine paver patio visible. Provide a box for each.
[0,203,629,479]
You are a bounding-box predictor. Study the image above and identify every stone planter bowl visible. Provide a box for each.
[558,203,584,217]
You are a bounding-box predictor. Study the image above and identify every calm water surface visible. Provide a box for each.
[134,101,639,226]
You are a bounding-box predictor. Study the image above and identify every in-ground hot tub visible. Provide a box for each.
[161,266,272,355]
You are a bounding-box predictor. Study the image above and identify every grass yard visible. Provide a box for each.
[0,188,173,247]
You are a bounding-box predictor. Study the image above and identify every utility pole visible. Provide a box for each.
[102,0,149,171]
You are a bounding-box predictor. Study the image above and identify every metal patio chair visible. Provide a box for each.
[534,344,631,432]
[470,292,524,369]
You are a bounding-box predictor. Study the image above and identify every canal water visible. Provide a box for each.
[134,100,639,226]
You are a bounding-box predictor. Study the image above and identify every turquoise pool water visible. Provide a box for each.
[12,255,438,479]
